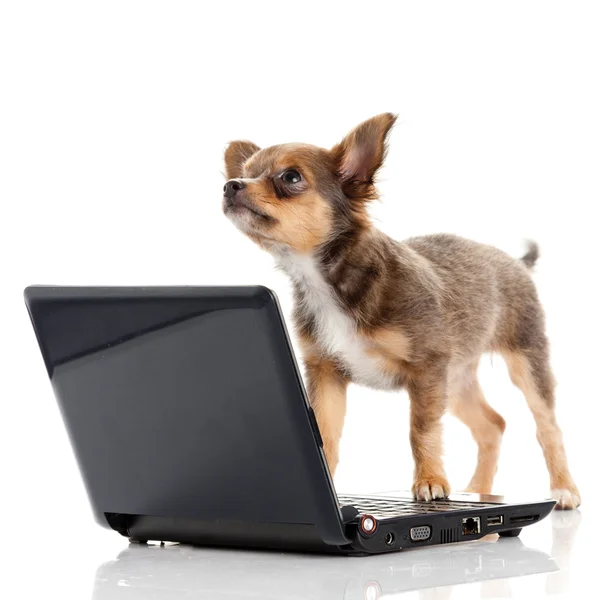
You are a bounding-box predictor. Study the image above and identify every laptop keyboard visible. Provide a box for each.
[338,494,500,519]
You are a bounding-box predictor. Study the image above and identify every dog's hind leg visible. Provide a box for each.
[448,361,506,495]
[503,347,580,509]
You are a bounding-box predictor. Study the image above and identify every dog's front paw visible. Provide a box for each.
[412,475,450,501]
[551,487,581,510]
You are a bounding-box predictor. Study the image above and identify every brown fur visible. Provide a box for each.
[448,360,506,494]
[302,349,349,475]
[222,113,580,509]
[368,328,412,362]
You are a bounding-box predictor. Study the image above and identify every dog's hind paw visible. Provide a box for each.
[412,476,450,502]
[551,487,581,510]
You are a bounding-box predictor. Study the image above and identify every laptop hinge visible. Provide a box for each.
[340,505,359,524]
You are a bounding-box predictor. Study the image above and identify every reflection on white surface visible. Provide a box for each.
[544,509,582,596]
[91,511,584,600]
[93,540,553,599]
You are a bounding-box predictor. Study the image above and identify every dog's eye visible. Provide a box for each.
[280,169,302,184]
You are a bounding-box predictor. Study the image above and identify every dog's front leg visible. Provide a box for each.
[408,368,451,501]
[304,356,348,478]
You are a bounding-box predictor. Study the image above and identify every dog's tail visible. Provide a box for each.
[520,240,540,269]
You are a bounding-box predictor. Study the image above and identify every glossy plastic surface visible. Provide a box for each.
[24,285,348,546]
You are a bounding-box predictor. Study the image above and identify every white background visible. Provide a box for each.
[1,1,599,597]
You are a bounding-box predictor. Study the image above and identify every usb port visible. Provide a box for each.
[487,515,503,527]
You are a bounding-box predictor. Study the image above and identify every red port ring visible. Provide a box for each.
[359,514,378,536]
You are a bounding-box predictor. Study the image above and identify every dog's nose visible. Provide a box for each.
[223,179,245,198]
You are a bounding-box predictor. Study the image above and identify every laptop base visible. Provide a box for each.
[114,493,554,555]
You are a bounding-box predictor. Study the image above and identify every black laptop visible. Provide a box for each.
[24,285,555,555]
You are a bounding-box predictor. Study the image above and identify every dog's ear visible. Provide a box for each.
[331,113,397,185]
[224,140,261,179]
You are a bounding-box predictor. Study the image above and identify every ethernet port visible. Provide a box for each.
[462,516,481,536]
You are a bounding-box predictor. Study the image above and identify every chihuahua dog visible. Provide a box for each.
[221,113,580,509]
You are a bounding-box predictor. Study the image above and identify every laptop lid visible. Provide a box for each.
[24,285,349,546]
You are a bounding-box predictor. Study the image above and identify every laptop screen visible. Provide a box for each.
[25,286,347,545]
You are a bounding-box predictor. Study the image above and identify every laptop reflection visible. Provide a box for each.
[93,534,557,600]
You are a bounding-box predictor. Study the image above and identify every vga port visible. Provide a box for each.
[410,525,432,541]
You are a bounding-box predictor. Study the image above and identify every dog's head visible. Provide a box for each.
[222,113,396,253]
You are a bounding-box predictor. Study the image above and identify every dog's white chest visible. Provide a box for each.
[277,252,397,390]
